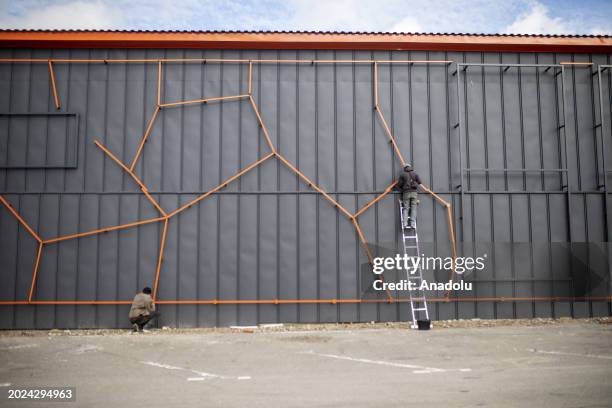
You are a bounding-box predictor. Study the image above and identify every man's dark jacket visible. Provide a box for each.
[395,170,422,192]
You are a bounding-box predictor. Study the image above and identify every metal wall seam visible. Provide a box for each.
[391,50,400,316]
[296,52,302,321]
[217,49,224,326]
[235,50,243,325]
[596,65,609,240]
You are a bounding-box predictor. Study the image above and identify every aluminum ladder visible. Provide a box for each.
[399,199,430,329]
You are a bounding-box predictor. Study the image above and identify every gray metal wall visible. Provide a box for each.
[0,48,611,328]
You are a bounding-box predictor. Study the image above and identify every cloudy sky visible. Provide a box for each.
[0,0,610,34]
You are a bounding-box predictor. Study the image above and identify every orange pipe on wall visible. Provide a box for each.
[248,62,253,94]
[27,242,44,302]
[0,57,596,65]
[29,300,133,305]
[445,205,458,299]
[159,94,249,108]
[94,140,167,217]
[130,105,160,171]
[0,195,42,243]
[43,216,166,244]
[248,95,277,153]
[375,107,406,166]
[354,182,397,218]
[1,53,593,310]
[275,153,354,219]
[153,218,169,301]
[351,218,374,265]
[48,61,60,109]
[157,60,162,105]
[372,63,460,297]
[153,295,612,304]
[0,296,610,306]
[418,183,450,207]
[374,62,378,106]
[169,152,275,218]
[0,58,449,64]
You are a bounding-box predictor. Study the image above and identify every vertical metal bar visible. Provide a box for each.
[597,67,609,240]
[195,48,206,325]
[157,60,162,106]
[560,64,576,317]
[374,61,378,107]
[217,51,224,326]
[456,62,465,241]
[248,61,253,95]
[296,54,302,322]
[236,51,244,324]
[315,50,321,321]
[606,64,612,315]
[561,66,572,242]
[333,51,340,319]
[276,52,281,322]
[351,52,359,321]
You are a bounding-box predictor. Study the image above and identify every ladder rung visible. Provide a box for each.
[412,307,428,311]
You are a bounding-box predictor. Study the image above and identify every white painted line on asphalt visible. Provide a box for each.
[0,343,39,350]
[0,383,12,387]
[303,351,471,374]
[142,361,184,371]
[527,349,612,360]
[141,361,251,381]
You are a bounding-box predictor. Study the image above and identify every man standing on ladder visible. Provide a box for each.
[395,164,422,229]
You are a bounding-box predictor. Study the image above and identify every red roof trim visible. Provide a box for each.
[0,31,611,53]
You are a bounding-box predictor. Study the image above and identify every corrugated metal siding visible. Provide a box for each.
[0,48,610,328]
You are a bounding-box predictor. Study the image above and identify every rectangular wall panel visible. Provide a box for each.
[0,48,610,328]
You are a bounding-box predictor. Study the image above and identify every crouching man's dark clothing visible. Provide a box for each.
[130,311,160,331]
[129,292,158,331]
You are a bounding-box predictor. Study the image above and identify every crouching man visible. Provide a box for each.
[129,287,160,333]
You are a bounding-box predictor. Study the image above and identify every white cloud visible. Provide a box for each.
[0,1,125,30]
[280,0,398,31]
[589,26,612,35]
[390,16,423,33]
[0,0,608,35]
[504,2,573,34]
